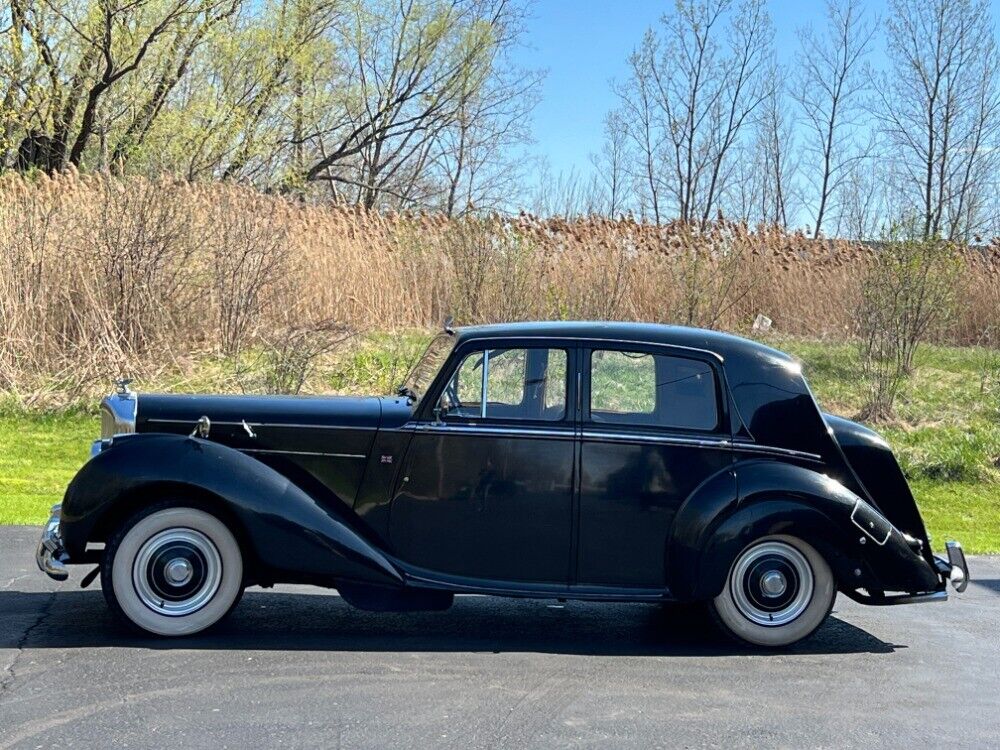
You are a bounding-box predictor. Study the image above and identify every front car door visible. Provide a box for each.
[576,345,733,589]
[389,341,578,585]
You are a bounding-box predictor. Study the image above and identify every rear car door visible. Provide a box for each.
[576,345,732,589]
[389,341,578,585]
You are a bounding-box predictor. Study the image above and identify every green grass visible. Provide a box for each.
[0,413,96,524]
[910,480,1000,553]
[1,335,997,553]
[783,339,1000,486]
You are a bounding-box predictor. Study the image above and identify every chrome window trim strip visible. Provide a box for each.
[731,442,823,462]
[581,430,732,451]
[457,334,725,363]
[413,423,576,440]
[409,423,822,461]
[480,349,490,419]
[239,448,367,459]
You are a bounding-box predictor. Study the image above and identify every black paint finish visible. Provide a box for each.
[55,321,949,607]
[577,436,732,587]
[390,429,575,583]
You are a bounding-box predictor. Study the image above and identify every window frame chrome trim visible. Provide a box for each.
[412,423,577,440]
[581,429,732,452]
[480,348,490,419]
[730,441,823,462]
[406,424,822,461]
[456,335,725,363]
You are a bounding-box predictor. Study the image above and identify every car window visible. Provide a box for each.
[590,349,718,430]
[442,348,567,421]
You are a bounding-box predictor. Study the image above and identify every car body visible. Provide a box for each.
[37,321,970,646]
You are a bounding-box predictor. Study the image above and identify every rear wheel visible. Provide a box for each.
[102,505,244,637]
[709,535,834,648]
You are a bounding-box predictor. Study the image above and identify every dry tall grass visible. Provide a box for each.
[2,171,998,406]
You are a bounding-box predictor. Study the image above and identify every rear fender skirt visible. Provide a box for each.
[61,434,401,587]
[667,460,939,600]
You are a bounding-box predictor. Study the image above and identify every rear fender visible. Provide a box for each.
[667,460,939,600]
[61,434,402,587]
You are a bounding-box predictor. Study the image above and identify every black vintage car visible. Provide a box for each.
[37,322,969,646]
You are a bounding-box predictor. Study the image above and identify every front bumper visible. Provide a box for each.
[36,504,70,581]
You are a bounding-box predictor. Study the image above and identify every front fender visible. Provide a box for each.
[61,434,402,587]
[667,460,940,600]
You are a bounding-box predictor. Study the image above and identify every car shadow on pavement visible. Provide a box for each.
[0,589,902,656]
[970,578,1000,594]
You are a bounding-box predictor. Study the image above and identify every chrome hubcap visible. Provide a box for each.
[133,528,222,617]
[760,570,787,598]
[164,558,194,586]
[730,541,814,627]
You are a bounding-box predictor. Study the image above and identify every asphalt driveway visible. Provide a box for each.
[1,525,998,749]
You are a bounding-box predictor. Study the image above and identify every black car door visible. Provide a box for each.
[389,342,578,585]
[575,345,733,589]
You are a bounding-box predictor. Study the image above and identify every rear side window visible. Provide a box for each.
[590,349,719,431]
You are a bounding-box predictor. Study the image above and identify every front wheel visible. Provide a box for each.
[709,535,835,648]
[102,505,244,637]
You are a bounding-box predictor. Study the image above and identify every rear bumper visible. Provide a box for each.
[35,504,70,581]
[935,540,970,593]
[844,539,970,606]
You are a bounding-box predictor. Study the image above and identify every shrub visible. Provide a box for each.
[855,227,961,421]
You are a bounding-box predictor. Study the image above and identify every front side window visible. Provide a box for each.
[590,349,718,431]
[441,348,567,421]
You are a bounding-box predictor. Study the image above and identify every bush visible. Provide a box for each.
[855,228,961,421]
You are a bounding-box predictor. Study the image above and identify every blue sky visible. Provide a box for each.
[509,0,894,180]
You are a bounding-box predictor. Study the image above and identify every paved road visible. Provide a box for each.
[1,526,998,749]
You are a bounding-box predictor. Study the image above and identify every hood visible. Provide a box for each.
[824,413,932,554]
[132,393,413,511]
[137,393,384,432]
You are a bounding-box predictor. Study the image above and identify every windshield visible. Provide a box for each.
[398,333,455,401]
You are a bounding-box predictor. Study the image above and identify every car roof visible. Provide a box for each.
[454,321,793,364]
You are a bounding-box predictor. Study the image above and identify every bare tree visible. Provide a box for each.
[837,158,887,239]
[54,0,206,167]
[303,0,525,209]
[611,0,773,225]
[432,14,542,216]
[109,0,244,171]
[614,32,664,223]
[752,69,797,227]
[794,0,875,238]
[875,0,1000,240]
[589,110,629,217]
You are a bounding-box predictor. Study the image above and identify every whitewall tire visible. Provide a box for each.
[709,534,835,648]
[102,505,244,637]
